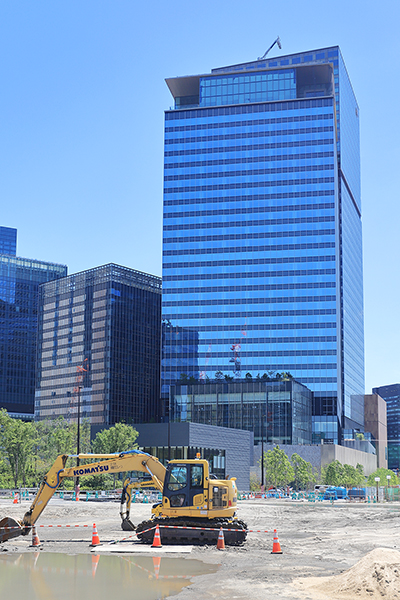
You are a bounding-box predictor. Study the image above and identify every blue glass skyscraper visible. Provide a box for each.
[0,228,67,418]
[162,46,364,444]
[0,226,17,256]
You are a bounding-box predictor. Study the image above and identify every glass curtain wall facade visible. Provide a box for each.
[35,264,162,426]
[0,227,17,256]
[0,254,67,417]
[372,384,400,471]
[170,379,312,445]
[162,46,364,444]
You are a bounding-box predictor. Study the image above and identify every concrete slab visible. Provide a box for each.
[91,543,193,554]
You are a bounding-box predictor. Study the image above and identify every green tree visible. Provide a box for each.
[90,423,139,490]
[224,374,234,381]
[341,463,364,488]
[92,422,139,454]
[35,417,90,483]
[291,453,315,490]
[0,456,13,488]
[263,445,294,488]
[250,472,260,492]
[367,468,399,487]
[356,463,364,480]
[322,460,366,488]
[31,417,90,490]
[0,410,38,487]
[215,371,224,380]
[245,372,253,380]
[322,460,344,486]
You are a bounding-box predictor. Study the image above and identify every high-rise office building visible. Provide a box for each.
[0,226,17,256]
[162,46,364,444]
[372,384,400,471]
[0,229,67,418]
[35,264,162,427]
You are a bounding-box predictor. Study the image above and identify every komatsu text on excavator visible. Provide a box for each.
[0,450,247,545]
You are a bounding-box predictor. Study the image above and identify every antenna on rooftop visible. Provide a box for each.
[258,36,282,61]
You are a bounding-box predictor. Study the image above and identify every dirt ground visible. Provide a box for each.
[1,496,400,599]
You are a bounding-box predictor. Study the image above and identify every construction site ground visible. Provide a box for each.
[1,496,400,599]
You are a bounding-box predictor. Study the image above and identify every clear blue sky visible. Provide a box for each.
[1,1,399,394]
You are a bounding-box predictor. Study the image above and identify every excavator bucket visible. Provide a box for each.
[121,518,135,532]
[0,517,25,543]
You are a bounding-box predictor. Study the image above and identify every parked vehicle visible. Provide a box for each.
[323,486,348,500]
[348,487,366,501]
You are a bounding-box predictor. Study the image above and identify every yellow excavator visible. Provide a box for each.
[0,449,247,545]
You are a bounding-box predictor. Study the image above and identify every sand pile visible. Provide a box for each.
[294,548,400,600]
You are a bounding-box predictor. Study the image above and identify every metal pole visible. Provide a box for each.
[261,412,265,490]
[375,477,380,503]
[76,385,81,498]
[167,391,171,461]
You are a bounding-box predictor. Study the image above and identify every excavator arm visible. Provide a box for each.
[119,476,163,531]
[0,449,166,542]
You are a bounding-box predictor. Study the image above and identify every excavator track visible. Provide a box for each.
[135,517,247,546]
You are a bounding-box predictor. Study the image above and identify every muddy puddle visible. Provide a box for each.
[0,551,218,599]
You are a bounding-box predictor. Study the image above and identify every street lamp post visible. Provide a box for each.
[167,390,171,461]
[386,475,391,501]
[261,418,264,491]
[261,410,266,492]
[76,384,81,498]
[374,476,380,503]
[74,359,88,501]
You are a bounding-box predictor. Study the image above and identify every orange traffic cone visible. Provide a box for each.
[30,526,41,548]
[217,527,225,550]
[152,556,161,579]
[271,529,283,554]
[90,523,101,547]
[13,493,18,504]
[91,554,100,578]
[151,525,162,548]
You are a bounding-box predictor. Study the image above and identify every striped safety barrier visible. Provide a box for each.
[1,522,270,544]
[0,523,91,532]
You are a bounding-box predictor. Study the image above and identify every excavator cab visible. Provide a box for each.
[163,462,204,508]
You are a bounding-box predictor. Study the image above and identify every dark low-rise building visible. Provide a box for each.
[134,422,253,490]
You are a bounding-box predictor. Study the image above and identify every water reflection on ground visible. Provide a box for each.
[0,551,218,600]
